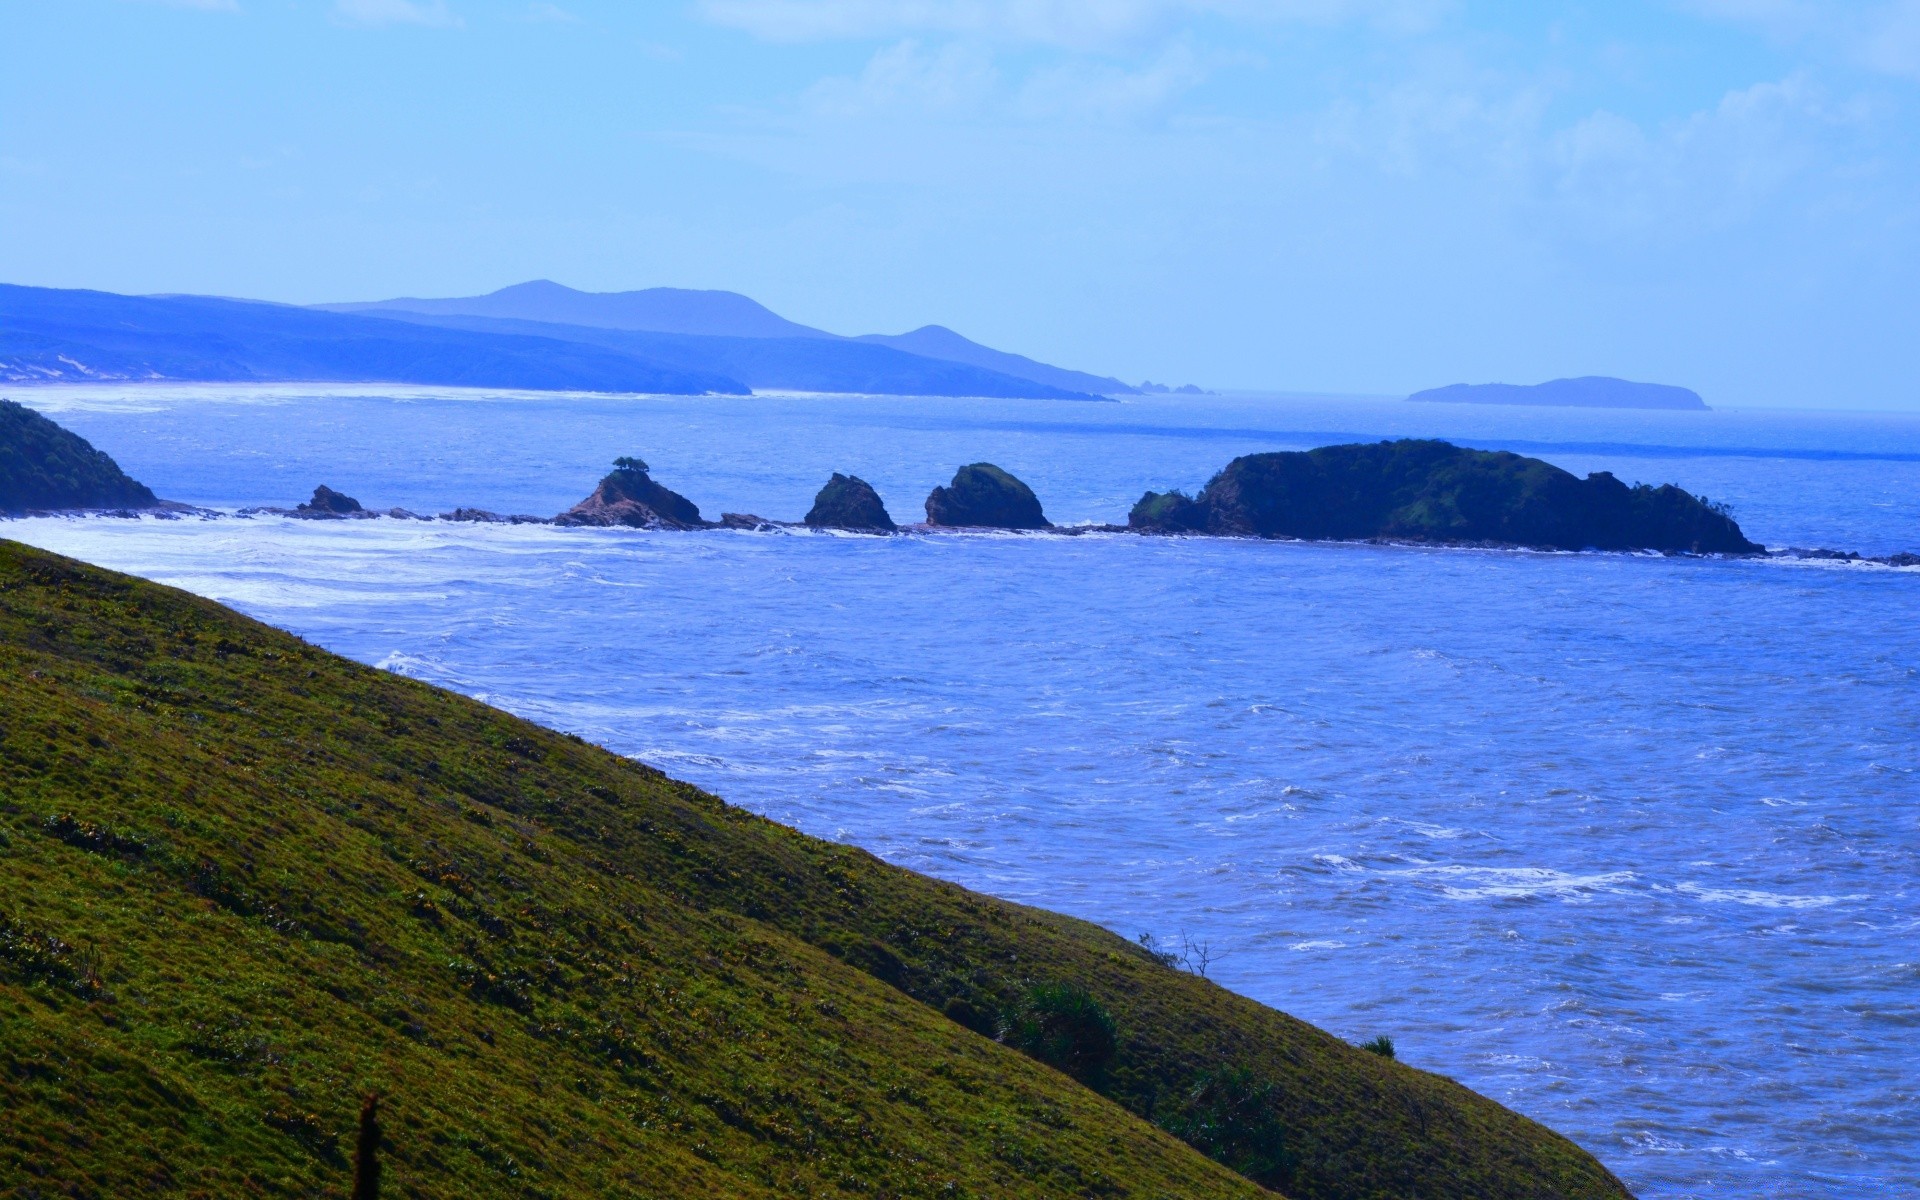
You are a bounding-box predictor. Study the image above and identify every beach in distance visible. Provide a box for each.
[6,383,1917,1200]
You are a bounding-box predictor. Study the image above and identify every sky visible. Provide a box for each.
[2,1,1918,405]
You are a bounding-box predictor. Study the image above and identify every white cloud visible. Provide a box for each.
[699,0,1446,48]
[797,33,1211,119]
[332,0,462,28]
[804,40,999,115]
[120,0,242,10]
[1682,0,1920,79]
[1016,38,1209,116]
[1862,0,1920,76]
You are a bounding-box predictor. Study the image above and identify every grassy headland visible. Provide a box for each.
[0,540,1631,1198]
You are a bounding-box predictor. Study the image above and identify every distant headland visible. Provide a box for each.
[1409,377,1710,410]
[0,399,164,515]
[0,281,1177,400]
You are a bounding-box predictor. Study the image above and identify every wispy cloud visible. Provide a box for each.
[804,40,999,116]
[120,0,242,11]
[332,0,462,28]
[1016,38,1210,117]
[700,0,1445,49]
[1684,0,1920,79]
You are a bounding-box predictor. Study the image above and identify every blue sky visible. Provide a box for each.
[3,1,1917,405]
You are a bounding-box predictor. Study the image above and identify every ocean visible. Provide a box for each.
[7,384,1917,1199]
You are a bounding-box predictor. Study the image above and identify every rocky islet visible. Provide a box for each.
[923,462,1051,530]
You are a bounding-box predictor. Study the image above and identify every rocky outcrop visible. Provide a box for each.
[805,473,896,532]
[1130,439,1763,554]
[554,458,708,530]
[0,398,160,514]
[924,463,1049,530]
[441,508,549,525]
[295,485,364,517]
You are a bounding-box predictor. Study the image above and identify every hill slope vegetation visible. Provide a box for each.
[0,399,159,513]
[0,542,1632,1199]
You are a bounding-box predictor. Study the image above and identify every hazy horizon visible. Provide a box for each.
[4,2,1918,407]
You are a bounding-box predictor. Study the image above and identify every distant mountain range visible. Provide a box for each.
[326,280,1138,397]
[0,279,1142,400]
[1409,377,1709,410]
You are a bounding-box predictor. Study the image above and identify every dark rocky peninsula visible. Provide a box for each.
[1131,439,1763,554]
[0,398,160,514]
[1410,377,1709,410]
[806,472,896,532]
[553,457,708,529]
[925,463,1050,530]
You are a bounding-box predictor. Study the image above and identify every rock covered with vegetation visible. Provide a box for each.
[805,473,896,532]
[924,463,1050,529]
[1132,438,1762,554]
[0,398,159,514]
[554,457,708,530]
[0,539,1632,1200]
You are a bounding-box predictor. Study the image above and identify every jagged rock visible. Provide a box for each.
[721,513,778,531]
[1130,439,1763,555]
[806,473,895,532]
[440,508,550,525]
[924,463,1049,530]
[554,459,708,530]
[295,485,364,517]
[0,398,160,514]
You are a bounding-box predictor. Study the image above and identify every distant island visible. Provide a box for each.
[1409,377,1710,410]
[1130,439,1761,554]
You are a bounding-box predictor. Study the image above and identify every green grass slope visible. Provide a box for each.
[0,541,1633,1200]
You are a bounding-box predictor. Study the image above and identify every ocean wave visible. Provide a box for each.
[1673,882,1868,910]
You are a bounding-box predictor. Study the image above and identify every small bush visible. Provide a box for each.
[999,983,1117,1084]
[0,913,105,999]
[1159,1067,1293,1184]
[1361,1035,1395,1059]
[942,996,994,1037]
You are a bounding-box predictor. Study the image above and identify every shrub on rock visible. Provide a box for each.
[806,473,896,532]
[924,463,1049,530]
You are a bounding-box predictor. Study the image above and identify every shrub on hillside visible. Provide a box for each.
[999,982,1117,1085]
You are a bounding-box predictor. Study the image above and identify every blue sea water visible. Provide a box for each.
[7,384,1918,1200]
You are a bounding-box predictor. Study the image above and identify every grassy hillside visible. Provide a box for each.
[0,540,1632,1199]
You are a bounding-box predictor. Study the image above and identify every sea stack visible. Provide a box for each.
[554,457,709,530]
[0,399,160,514]
[1130,439,1762,554]
[924,463,1049,530]
[805,473,896,533]
[295,485,364,517]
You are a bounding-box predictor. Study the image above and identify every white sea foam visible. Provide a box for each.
[1674,882,1867,910]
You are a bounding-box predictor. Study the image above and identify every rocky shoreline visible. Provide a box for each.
[6,406,1915,562]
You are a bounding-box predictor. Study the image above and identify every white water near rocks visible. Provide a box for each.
[8,386,1918,1199]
